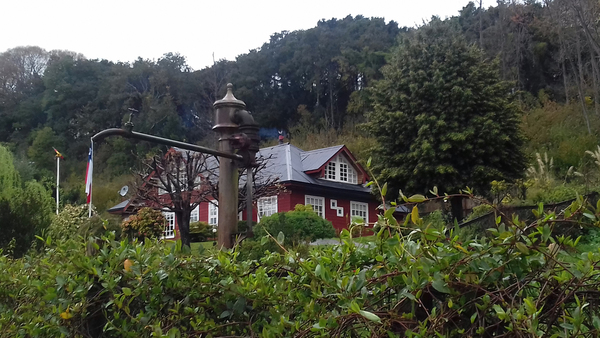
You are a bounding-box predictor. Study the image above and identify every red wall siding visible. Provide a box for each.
[277,191,293,216]
[288,190,306,210]
[324,197,351,232]
[222,186,379,236]
[287,187,379,234]
[199,202,209,223]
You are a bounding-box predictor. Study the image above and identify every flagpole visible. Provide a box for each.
[56,156,60,215]
[88,141,93,218]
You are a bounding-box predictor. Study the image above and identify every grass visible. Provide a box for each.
[190,241,217,253]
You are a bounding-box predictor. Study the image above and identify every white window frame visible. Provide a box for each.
[257,196,278,222]
[190,205,199,223]
[208,201,218,226]
[162,211,176,239]
[305,195,325,218]
[330,199,344,217]
[350,201,369,224]
[324,154,358,184]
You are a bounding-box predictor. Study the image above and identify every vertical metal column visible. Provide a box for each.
[56,157,60,215]
[213,84,246,249]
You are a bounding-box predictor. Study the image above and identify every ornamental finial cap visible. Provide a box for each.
[214,83,245,109]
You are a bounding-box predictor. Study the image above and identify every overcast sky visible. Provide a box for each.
[3,0,493,70]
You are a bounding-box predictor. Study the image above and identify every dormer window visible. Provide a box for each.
[324,154,357,184]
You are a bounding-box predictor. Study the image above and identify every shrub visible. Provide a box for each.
[189,221,214,242]
[529,184,584,204]
[464,204,494,222]
[0,145,54,257]
[3,195,600,337]
[237,220,257,234]
[254,204,335,246]
[48,204,121,243]
[120,207,165,241]
[47,204,89,241]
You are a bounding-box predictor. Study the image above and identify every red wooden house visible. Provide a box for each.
[109,143,380,239]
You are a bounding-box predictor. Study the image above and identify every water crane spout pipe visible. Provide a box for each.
[91,128,243,161]
[90,83,258,249]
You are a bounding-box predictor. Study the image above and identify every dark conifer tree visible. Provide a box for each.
[366,19,528,220]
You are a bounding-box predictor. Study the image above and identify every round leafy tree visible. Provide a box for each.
[121,207,166,241]
[366,19,527,219]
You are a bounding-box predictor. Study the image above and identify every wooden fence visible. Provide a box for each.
[458,193,599,233]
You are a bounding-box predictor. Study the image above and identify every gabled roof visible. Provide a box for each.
[301,145,344,172]
[257,143,370,194]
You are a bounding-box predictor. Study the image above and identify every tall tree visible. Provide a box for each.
[0,145,53,257]
[366,19,527,220]
[136,149,212,248]
[135,149,282,247]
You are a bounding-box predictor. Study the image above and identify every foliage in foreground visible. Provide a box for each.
[3,194,600,337]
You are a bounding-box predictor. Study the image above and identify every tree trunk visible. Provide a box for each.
[560,33,570,105]
[479,0,484,48]
[562,55,570,105]
[591,49,600,115]
[575,35,592,134]
[177,210,191,248]
[544,0,569,104]
[450,196,464,223]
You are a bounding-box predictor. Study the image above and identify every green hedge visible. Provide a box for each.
[3,196,600,337]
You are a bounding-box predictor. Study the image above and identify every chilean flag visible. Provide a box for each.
[85,144,93,203]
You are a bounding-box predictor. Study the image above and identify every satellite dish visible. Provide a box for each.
[119,185,129,197]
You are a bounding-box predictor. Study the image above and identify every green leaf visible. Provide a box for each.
[219,310,230,319]
[367,157,372,168]
[359,310,381,323]
[493,304,506,320]
[384,207,395,220]
[583,212,597,221]
[122,287,132,296]
[260,235,269,245]
[381,183,388,197]
[366,181,374,187]
[470,312,477,324]
[233,297,246,314]
[315,264,322,277]
[515,242,530,255]
[560,323,574,331]
[407,194,426,203]
[432,274,451,294]
[410,206,420,224]
[277,231,285,244]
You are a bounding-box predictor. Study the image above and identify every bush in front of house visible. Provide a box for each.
[120,207,165,241]
[254,204,335,246]
[237,220,257,234]
[47,204,121,242]
[189,221,214,242]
